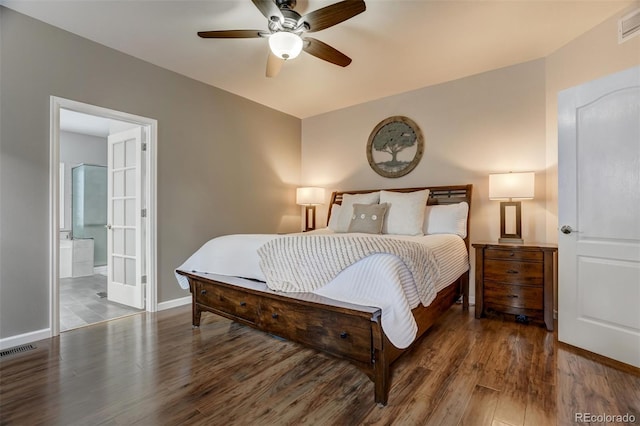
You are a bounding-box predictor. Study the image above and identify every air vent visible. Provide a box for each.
[619,8,640,44]
[0,344,36,358]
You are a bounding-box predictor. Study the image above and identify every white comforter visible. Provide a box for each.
[175,229,468,349]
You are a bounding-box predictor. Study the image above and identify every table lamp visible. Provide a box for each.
[489,172,534,243]
[296,187,325,232]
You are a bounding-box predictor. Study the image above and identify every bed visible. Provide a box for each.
[175,184,472,405]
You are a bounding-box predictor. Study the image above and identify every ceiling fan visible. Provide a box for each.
[198,0,366,77]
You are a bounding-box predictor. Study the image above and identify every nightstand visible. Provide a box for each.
[473,242,557,331]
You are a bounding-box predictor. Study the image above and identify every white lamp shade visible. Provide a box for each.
[268,32,303,60]
[489,172,535,200]
[296,187,325,205]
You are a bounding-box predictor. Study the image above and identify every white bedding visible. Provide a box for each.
[175,229,468,349]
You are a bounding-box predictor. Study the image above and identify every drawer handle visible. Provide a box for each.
[200,289,207,295]
[508,294,519,298]
[340,332,348,339]
[271,313,279,319]
[240,301,247,307]
[506,269,519,274]
[509,252,515,257]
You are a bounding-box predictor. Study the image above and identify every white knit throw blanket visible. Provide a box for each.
[257,235,439,306]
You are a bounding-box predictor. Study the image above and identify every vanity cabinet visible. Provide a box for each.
[60,238,94,278]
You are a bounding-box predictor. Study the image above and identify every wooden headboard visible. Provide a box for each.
[327,184,473,249]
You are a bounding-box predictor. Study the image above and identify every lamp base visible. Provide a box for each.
[498,237,524,244]
[304,205,316,232]
[499,201,524,244]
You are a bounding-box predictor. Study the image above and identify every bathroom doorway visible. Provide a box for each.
[50,98,157,335]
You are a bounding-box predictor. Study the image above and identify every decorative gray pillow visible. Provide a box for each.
[335,192,381,232]
[347,203,388,234]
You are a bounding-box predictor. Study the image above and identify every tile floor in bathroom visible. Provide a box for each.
[60,274,143,331]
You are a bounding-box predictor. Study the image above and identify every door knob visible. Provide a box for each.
[105,224,112,230]
[560,225,576,234]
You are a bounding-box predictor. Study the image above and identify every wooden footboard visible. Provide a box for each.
[178,183,472,404]
[177,270,468,405]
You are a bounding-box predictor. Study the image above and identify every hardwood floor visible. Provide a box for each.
[1,304,638,425]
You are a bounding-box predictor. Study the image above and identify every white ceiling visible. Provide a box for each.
[2,0,634,119]
[60,109,112,137]
[60,109,139,137]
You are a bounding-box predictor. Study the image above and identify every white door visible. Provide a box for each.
[558,65,640,368]
[107,127,145,309]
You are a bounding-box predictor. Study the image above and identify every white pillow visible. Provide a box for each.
[424,202,469,238]
[327,204,341,231]
[335,192,380,233]
[379,189,430,236]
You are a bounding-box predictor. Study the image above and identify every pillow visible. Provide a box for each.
[335,192,380,232]
[424,202,469,238]
[347,203,388,234]
[379,189,430,235]
[327,204,341,231]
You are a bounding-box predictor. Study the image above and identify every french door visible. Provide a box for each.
[107,127,145,309]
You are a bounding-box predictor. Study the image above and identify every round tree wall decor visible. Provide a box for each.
[366,116,424,178]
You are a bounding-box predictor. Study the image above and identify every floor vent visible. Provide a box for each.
[0,344,36,358]
[619,8,640,44]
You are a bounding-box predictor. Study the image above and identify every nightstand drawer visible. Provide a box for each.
[484,282,543,310]
[484,248,543,262]
[484,259,543,285]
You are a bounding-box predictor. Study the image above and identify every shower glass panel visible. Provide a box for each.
[72,164,108,267]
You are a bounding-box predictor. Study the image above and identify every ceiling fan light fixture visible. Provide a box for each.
[268,31,303,60]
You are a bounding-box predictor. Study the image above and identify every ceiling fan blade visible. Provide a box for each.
[266,51,284,77]
[198,30,265,39]
[251,0,284,23]
[303,37,352,67]
[299,0,366,33]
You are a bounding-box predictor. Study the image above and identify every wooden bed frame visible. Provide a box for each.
[176,184,472,405]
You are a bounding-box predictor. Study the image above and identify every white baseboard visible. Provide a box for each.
[0,328,51,351]
[157,296,191,311]
[0,297,189,349]
[94,265,107,275]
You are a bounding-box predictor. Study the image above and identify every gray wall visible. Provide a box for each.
[0,7,301,338]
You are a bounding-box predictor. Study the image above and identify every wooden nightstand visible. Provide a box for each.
[473,242,557,331]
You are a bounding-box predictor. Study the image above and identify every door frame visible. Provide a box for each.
[49,96,158,336]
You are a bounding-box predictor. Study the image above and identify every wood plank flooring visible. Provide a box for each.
[1,304,638,425]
